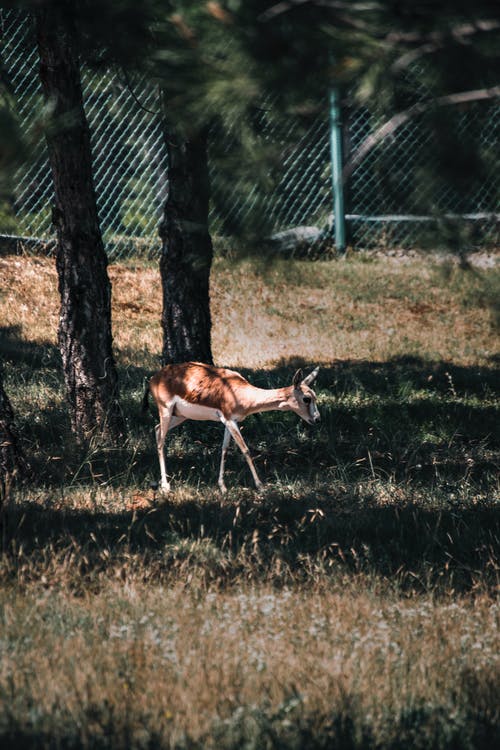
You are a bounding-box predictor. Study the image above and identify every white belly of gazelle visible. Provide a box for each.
[173,397,222,422]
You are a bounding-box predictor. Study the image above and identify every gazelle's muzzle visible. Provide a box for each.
[307,403,320,425]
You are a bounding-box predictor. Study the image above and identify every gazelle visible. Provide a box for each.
[143,362,320,493]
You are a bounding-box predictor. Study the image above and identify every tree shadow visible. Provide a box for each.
[2,326,498,490]
[1,340,499,592]
[228,355,500,487]
[2,486,499,594]
[0,325,60,371]
[249,353,500,397]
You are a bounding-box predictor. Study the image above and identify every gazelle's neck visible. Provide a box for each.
[246,386,291,415]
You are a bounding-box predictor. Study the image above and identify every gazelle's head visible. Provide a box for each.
[284,367,321,425]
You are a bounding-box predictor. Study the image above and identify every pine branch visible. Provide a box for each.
[344,85,500,179]
[390,20,500,73]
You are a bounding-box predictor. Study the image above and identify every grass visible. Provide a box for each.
[0,250,499,749]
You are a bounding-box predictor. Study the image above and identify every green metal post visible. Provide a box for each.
[329,87,346,252]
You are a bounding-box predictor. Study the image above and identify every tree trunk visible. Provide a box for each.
[35,7,122,442]
[159,123,213,365]
[0,371,26,492]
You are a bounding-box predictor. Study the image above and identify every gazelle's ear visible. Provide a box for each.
[292,369,303,388]
[302,366,320,386]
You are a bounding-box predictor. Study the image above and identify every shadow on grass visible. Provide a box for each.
[251,354,500,398]
[0,325,60,371]
[2,327,498,489]
[2,481,499,594]
[0,701,497,750]
[1,338,499,592]
[133,355,499,489]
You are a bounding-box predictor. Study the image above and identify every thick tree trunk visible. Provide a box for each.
[159,124,213,365]
[35,8,122,442]
[0,372,25,492]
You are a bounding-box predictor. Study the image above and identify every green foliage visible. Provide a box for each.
[0,201,19,234]
[0,91,27,204]
[120,177,155,235]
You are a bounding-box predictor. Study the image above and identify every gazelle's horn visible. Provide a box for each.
[302,366,320,386]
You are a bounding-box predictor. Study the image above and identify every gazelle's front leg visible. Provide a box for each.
[156,406,185,492]
[218,427,232,494]
[217,414,263,491]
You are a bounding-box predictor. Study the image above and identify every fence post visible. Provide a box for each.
[329,87,346,252]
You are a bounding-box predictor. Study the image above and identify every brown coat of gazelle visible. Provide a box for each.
[143,362,320,493]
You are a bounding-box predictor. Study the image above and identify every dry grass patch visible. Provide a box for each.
[210,256,499,367]
[0,255,59,343]
[1,253,498,372]
[0,583,498,748]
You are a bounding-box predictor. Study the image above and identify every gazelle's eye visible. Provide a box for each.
[303,396,311,405]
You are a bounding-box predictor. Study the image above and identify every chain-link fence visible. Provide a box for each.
[346,99,499,248]
[1,9,499,257]
[1,10,167,258]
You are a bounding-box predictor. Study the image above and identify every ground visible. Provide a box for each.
[0,249,498,749]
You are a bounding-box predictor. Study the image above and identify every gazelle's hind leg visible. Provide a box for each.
[218,427,232,493]
[155,408,186,492]
[217,414,263,491]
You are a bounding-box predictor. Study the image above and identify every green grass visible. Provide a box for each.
[0,252,499,749]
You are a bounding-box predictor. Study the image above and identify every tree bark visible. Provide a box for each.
[0,371,26,493]
[35,7,122,442]
[159,123,214,365]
